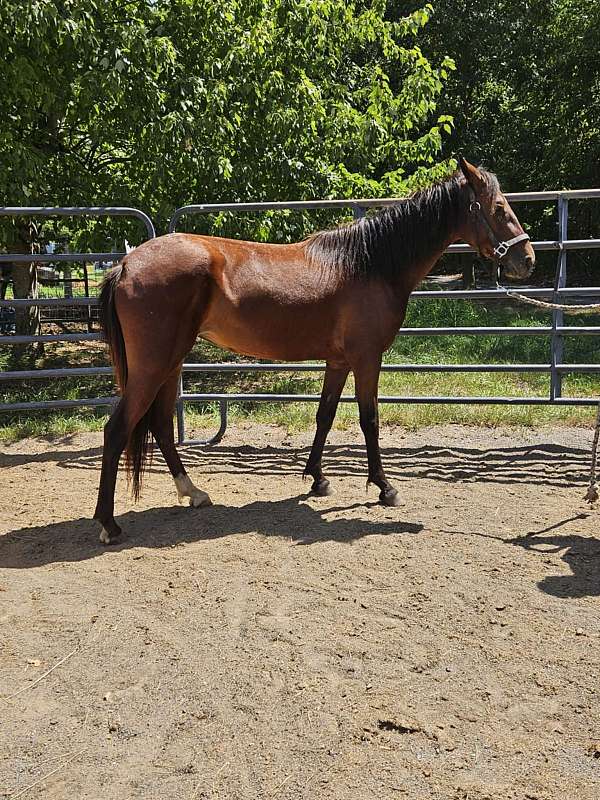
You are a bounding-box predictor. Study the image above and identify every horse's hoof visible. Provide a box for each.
[311,479,333,497]
[379,488,401,507]
[189,491,212,508]
[98,520,122,545]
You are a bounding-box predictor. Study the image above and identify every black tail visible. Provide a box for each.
[99,264,127,390]
[99,264,152,501]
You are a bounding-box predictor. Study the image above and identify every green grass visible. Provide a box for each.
[2,265,101,301]
[0,409,108,442]
[2,298,600,442]
[182,371,599,437]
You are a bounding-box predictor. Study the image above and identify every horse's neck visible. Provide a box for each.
[393,230,460,299]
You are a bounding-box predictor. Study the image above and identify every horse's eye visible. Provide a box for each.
[495,203,505,217]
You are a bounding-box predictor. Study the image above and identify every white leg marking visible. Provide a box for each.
[99,527,111,544]
[174,473,212,508]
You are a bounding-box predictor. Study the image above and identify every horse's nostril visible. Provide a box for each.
[525,255,535,274]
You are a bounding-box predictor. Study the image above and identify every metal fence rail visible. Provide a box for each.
[0,206,155,240]
[1,193,600,445]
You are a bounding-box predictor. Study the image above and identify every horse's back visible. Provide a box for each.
[112,232,399,362]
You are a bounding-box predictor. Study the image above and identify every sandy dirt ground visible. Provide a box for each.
[1,423,599,800]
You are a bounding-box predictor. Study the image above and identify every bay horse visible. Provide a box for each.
[95,158,534,544]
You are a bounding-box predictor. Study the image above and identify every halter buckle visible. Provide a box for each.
[494,241,509,259]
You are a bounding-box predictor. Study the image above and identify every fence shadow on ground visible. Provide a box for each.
[0,495,424,570]
[1,439,590,488]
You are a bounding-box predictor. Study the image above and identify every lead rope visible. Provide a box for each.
[495,277,600,504]
[585,403,600,504]
[501,288,600,501]
[474,198,600,505]
[504,292,600,314]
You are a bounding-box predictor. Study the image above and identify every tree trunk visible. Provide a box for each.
[8,223,40,337]
[12,262,40,337]
[8,223,42,364]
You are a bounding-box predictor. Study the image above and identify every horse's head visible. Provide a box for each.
[458,157,535,282]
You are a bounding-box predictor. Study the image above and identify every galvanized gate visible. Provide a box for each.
[1,193,600,444]
[0,207,155,411]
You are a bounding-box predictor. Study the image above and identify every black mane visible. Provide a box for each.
[305,169,498,280]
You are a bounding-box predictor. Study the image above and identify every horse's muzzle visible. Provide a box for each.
[503,253,535,282]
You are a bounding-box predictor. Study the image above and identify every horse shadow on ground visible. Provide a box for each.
[0,495,424,570]
[0,439,592,488]
[2,438,596,596]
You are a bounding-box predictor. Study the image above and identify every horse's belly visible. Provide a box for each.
[199,303,340,361]
[200,327,333,361]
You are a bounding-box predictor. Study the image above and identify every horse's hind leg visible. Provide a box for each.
[149,369,212,508]
[353,355,400,507]
[304,362,350,495]
[93,375,160,543]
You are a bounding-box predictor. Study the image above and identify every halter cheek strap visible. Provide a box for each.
[469,198,530,260]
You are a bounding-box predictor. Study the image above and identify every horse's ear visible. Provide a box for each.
[459,157,485,192]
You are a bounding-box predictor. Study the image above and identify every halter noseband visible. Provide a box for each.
[469,199,530,260]
[493,234,531,259]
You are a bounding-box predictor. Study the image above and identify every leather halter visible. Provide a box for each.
[469,199,530,261]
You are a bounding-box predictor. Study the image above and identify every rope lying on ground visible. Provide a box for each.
[505,292,600,314]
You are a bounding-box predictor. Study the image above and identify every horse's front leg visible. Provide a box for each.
[353,356,400,507]
[304,362,350,495]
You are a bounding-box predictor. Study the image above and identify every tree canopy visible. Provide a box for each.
[0,0,456,235]
[2,0,598,220]
[412,0,600,193]
[2,0,598,308]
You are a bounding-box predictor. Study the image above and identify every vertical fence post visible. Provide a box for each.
[176,371,185,443]
[353,205,365,220]
[216,399,229,443]
[550,196,568,401]
[63,243,73,300]
[82,262,92,332]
